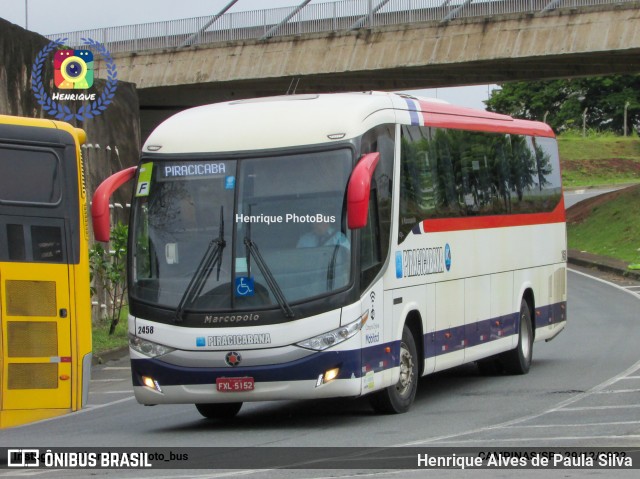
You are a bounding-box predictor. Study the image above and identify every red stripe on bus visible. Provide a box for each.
[414,100,555,137]
[421,198,566,233]
[423,112,556,137]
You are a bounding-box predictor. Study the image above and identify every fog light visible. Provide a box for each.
[324,367,339,382]
[315,367,340,387]
[142,375,162,393]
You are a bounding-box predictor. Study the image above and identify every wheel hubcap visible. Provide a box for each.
[396,342,414,396]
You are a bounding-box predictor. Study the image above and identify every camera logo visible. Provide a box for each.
[54,49,94,89]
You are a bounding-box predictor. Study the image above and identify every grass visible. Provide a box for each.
[558,131,640,187]
[92,306,129,354]
[561,131,640,264]
[567,185,640,264]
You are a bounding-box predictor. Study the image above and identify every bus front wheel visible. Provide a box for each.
[195,402,242,419]
[370,325,418,414]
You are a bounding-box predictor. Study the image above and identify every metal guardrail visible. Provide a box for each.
[46,0,635,53]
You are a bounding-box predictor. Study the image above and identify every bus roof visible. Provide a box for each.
[0,114,86,146]
[143,92,554,154]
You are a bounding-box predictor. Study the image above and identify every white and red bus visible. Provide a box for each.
[93,92,567,417]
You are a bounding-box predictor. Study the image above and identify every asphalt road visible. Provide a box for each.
[1,268,639,478]
[564,187,622,209]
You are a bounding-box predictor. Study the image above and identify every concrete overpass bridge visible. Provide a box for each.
[49,0,640,137]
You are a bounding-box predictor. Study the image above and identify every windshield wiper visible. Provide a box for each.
[175,206,226,323]
[244,236,294,319]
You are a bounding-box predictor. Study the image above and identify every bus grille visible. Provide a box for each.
[5,280,56,316]
[8,364,58,389]
[7,321,58,357]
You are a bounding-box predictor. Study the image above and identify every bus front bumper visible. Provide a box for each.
[129,347,367,404]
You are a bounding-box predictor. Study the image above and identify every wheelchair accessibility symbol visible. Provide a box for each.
[235,276,255,297]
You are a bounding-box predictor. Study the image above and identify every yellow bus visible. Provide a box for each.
[0,115,92,428]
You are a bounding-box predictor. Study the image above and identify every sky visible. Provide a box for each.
[1,0,498,109]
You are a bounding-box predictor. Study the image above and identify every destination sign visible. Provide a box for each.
[159,162,227,179]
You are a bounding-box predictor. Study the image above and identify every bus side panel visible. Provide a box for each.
[433,280,465,372]
[423,283,436,376]
[527,264,567,342]
[464,275,492,363]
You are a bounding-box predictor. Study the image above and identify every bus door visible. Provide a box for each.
[0,218,72,411]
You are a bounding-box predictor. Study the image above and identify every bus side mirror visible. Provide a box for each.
[91,166,137,242]
[347,152,380,229]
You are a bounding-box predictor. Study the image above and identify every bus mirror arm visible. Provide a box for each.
[91,166,137,242]
[347,152,380,229]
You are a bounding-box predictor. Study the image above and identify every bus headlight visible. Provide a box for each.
[296,312,368,351]
[129,334,175,358]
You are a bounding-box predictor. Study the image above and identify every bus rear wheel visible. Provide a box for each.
[370,325,418,414]
[195,402,242,419]
[499,299,533,374]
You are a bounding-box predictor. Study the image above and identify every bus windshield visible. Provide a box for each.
[131,148,353,315]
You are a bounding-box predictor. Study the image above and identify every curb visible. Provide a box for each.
[92,346,128,365]
[568,249,640,281]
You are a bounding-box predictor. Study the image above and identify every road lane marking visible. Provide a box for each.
[426,435,640,445]
[559,404,640,411]
[569,268,640,300]
[0,471,64,477]
[503,420,640,428]
[397,355,640,446]
[102,366,130,370]
[594,388,640,394]
[92,390,133,394]
[10,396,135,429]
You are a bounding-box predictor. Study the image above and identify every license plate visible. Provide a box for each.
[216,377,254,392]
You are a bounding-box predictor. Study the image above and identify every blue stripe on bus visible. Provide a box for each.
[131,301,566,386]
[534,302,567,330]
[403,98,420,125]
[424,312,518,359]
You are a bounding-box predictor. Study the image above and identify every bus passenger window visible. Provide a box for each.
[31,226,63,262]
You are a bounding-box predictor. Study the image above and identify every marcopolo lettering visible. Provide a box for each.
[163,163,226,178]
[204,313,260,324]
[207,333,272,346]
[402,247,444,277]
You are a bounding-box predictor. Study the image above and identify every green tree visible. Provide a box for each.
[485,75,640,134]
[90,222,128,335]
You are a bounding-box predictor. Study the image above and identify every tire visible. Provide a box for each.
[195,402,242,419]
[499,299,533,375]
[370,325,419,414]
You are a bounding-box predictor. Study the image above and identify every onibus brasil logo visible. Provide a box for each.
[31,37,117,121]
